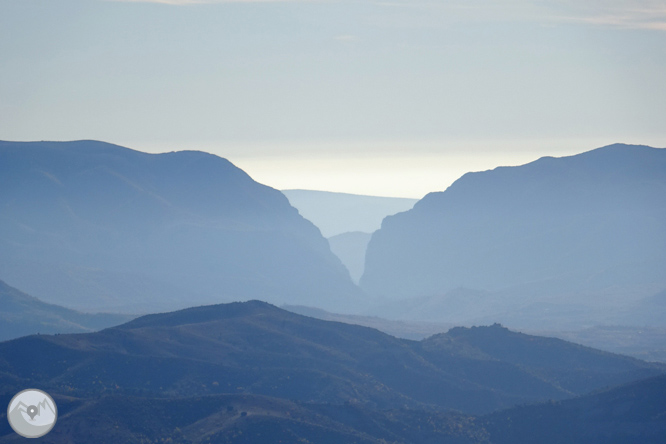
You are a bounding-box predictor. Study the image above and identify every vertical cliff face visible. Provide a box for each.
[361,144,666,304]
[0,140,361,313]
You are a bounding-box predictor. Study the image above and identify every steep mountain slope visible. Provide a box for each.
[0,140,359,313]
[361,144,666,327]
[0,279,130,341]
[483,374,666,444]
[282,189,417,237]
[0,302,661,416]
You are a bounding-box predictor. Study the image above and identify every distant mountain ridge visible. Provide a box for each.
[361,144,666,329]
[0,279,130,341]
[0,140,360,313]
[282,189,417,237]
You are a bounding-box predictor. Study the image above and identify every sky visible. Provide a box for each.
[1,0,665,197]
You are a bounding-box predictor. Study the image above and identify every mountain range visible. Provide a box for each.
[0,140,359,313]
[2,140,666,442]
[0,302,661,414]
[0,301,663,443]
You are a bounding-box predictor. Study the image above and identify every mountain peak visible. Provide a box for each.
[445,323,509,337]
[117,300,281,329]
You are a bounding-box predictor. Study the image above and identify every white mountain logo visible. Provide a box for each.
[7,389,58,438]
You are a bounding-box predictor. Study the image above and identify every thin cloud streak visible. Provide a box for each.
[565,15,666,32]
[108,0,323,4]
[104,0,666,31]
[369,0,666,32]
[546,1,666,31]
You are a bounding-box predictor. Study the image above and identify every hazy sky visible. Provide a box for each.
[2,0,665,197]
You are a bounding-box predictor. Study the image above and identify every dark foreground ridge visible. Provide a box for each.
[483,373,666,444]
[0,301,664,443]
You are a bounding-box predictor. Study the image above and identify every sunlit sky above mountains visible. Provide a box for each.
[2,0,665,197]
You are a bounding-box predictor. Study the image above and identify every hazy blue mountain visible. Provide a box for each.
[541,325,666,363]
[483,374,666,444]
[328,231,373,283]
[283,304,454,340]
[361,144,666,328]
[0,140,360,313]
[619,289,666,327]
[282,189,417,237]
[285,304,666,362]
[0,301,661,417]
[0,279,131,341]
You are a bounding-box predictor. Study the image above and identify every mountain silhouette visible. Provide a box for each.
[0,301,661,416]
[0,279,131,341]
[361,144,666,329]
[0,140,360,313]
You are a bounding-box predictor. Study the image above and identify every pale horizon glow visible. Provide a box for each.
[129,137,665,198]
